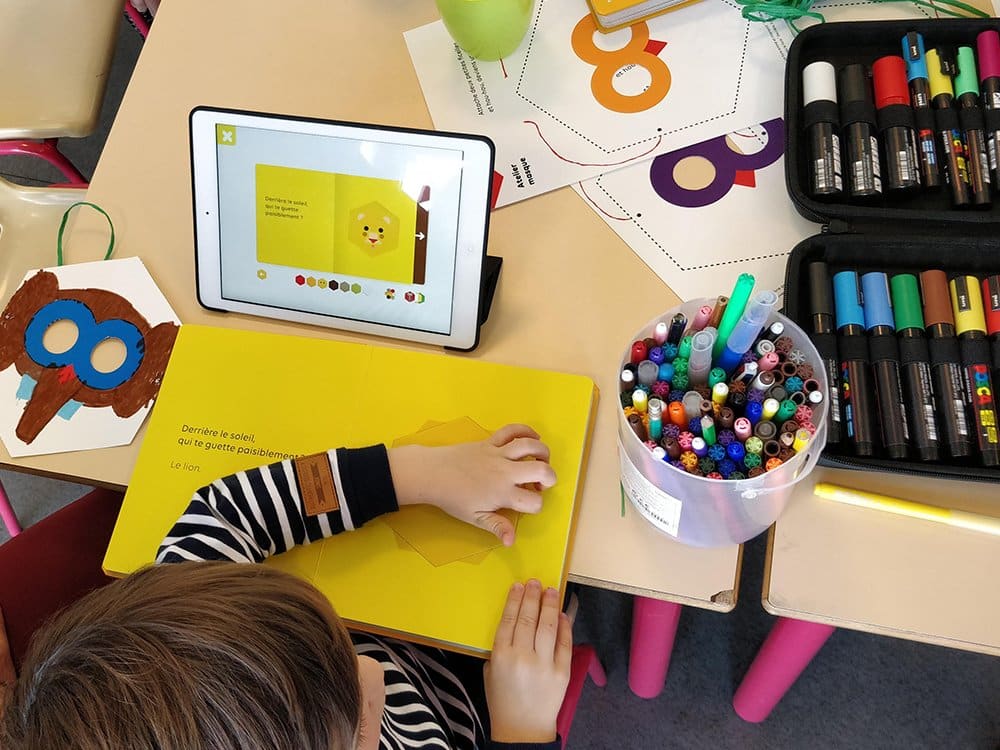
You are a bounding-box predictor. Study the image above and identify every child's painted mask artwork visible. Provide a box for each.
[0,258,180,457]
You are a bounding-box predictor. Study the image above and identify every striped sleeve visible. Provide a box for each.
[156,445,397,563]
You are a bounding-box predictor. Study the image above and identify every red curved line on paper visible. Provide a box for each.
[576,181,631,221]
[524,120,664,167]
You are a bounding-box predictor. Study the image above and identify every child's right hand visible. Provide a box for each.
[484,580,572,744]
[389,424,557,546]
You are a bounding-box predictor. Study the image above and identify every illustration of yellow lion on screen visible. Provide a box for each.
[349,202,400,253]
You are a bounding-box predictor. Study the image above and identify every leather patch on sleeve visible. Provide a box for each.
[293,453,340,517]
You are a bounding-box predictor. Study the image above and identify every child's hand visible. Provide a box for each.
[484,580,572,744]
[389,424,557,546]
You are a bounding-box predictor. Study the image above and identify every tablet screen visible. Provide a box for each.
[214,122,466,335]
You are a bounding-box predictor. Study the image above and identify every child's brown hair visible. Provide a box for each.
[1,561,361,749]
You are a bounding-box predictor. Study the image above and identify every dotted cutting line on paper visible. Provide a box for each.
[513,0,751,155]
[591,177,791,272]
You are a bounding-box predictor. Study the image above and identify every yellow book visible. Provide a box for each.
[587,0,705,31]
[104,325,598,655]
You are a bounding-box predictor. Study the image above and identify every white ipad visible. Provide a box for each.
[190,107,496,350]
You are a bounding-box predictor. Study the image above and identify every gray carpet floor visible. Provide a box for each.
[1,14,998,749]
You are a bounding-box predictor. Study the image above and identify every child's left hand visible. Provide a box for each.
[388,423,557,546]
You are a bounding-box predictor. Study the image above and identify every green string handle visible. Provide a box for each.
[733,0,989,34]
[56,201,116,266]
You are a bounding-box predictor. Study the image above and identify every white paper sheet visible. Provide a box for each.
[573,118,816,301]
[406,0,980,207]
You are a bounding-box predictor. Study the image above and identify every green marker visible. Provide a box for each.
[678,335,693,359]
[776,399,797,423]
[890,274,941,461]
[714,273,755,358]
[701,415,717,446]
[955,46,991,206]
[708,367,727,388]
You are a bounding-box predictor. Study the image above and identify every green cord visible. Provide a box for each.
[733,0,988,34]
[57,201,116,266]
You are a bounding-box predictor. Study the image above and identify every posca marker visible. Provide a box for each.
[839,64,882,198]
[977,31,1000,189]
[903,32,942,188]
[927,48,972,207]
[873,55,922,192]
[808,262,841,446]
[862,272,909,459]
[920,270,973,458]
[890,274,940,461]
[949,275,999,465]
[802,61,844,197]
[955,47,992,206]
[834,271,876,456]
[984,275,1000,390]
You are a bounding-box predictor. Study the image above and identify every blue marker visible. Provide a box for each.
[861,272,909,459]
[833,271,876,456]
[715,290,779,374]
[903,32,942,188]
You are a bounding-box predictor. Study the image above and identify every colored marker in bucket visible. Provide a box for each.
[620,278,824,480]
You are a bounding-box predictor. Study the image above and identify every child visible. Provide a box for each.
[1,424,572,749]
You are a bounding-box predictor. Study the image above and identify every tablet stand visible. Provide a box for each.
[479,255,503,325]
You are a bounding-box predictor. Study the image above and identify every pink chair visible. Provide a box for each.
[0,0,123,184]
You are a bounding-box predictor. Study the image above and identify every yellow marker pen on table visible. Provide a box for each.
[814,482,1000,536]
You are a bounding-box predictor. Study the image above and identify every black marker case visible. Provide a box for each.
[782,18,1000,482]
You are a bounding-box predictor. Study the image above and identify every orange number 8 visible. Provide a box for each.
[571,15,671,114]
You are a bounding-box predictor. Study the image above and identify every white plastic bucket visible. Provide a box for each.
[618,298,828,547]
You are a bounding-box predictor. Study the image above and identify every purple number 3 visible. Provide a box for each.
[648,118,784,208]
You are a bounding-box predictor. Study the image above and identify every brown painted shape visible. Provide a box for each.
[16,366,84,443]
[412,186,429,285]
[0,269,179,444]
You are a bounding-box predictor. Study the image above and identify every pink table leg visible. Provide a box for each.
[732,617,836,722]
[628,596,682,698]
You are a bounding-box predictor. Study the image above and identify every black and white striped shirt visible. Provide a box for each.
[156,445,558,750]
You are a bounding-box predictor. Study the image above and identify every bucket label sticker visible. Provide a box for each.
[618,443,681,537]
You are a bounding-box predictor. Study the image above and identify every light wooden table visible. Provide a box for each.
[0,0,742,697]
[733,465,999,721]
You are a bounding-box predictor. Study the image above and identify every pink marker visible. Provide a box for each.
[653,320,669,345]
[688,305,713,334]
[758,351,780,371]
[734,417,752,442]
